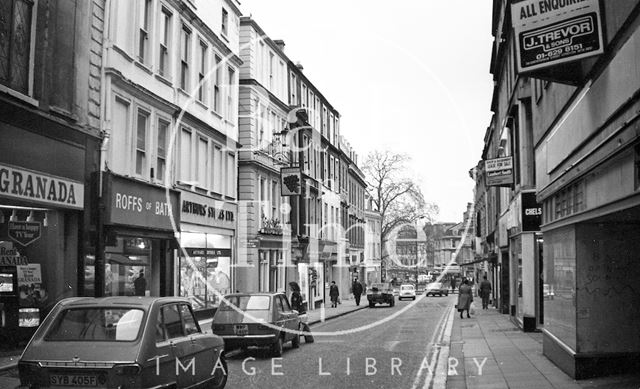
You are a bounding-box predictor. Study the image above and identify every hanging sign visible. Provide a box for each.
[511,0,604,73]
[485,157,514,187]
[281,167,302,196]
[8,221,42,246]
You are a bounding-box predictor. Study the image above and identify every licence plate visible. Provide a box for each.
[234,324,248,336]
[50,374,97,386]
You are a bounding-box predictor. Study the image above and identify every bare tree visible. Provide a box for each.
[363,150,439,279]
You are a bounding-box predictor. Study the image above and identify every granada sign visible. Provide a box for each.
[0,163,84,209]
[511,0,604,73]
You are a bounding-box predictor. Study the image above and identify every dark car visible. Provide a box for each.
[211,293,308,357]
[17,296,227,389]
[426,282,449,297]
[367,283,395,307]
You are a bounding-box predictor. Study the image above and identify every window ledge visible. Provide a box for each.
[220,33,229,43]
[178,88,192,99]
[195,99,208,110]
[49,105,78,122]
[211,110,222,119]
[0,85,38,107]
[134,60,153,75]
[112,45,134,62]
[155,73,173,87]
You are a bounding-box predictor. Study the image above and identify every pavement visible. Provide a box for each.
[446,304,640,389]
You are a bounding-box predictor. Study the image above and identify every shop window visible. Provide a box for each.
[0,0,35,95]
[104,237,151,297]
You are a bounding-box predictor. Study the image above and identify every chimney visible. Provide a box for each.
[295,61,304,71]
[274,39,285,52]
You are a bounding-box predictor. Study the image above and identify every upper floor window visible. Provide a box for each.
[221,8,228,36]
[156,119,169,182]
[135,109,150,176]
[290,73,296,105]
[158,7,172,77]
[227,67,235,121]
[138,0,152,63]
[198,40,208,103]
[269,52,274,90]
[213,55,221,113]
[180,25,191,91]
[0,0,34,95]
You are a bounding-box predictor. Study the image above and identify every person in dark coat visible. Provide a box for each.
[457,279,473,319]
[329,281,340,308]
[450,277,457,293]
[479,276,492,309]
[289,282,305,313]
[352,278,364,306]
[134,271,146,296]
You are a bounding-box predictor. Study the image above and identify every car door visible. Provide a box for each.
[280,295,299,335]
[178,303,218,387]
[274,295,289,342]
[147,307,177,388]
[160,303,199,388]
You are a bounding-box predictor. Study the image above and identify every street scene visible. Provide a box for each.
[2,0,640,388]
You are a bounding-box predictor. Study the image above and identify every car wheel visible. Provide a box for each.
[412,297,416,300]
[390,298,395,307]
[272,335,284,357]
[292,331,300,348]
[208,354,228,389]
[301,323,314,343]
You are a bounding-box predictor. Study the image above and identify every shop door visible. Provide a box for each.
[500,251,510,314]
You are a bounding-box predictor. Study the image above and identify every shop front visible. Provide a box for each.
[0,161,86,344]
[178,191,236,316]
[87,173,179,298]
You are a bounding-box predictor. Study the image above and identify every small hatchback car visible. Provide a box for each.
[399,284,416,300]
[366,283,395,307]
[18,297,227,389]
[425,282,449,297]
[211,292,309,357]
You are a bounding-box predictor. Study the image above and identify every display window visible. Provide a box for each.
[178,232,231,310]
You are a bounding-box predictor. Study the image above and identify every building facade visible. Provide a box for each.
[0,0,104,342]
[96,0,241,316]
[476,0,640,379]
[364,195,382,286]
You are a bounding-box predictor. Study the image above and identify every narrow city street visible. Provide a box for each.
[223,296,455,389]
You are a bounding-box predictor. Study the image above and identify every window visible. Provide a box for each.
[198,41,208,103]
[135,110,149,176]
[197,137,208,188]
[162,304,184,339]
[112,97,130,174]
[290,73,296,105]
[180,25,191,91]
[180,304,200,335]
[0,0,34,94]
[213,145,222,193]
[138,0,151,63]
[271,180,278,217]
[180,128,192,182]
[156,119,169,182]
[269,52,274,89]
[213,55,221,112]
[226,153,235,197]
[158,7,172,77]
[227,67,235,121]
[221,8,228,36]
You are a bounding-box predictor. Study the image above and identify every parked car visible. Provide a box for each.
[367,283,395,307]
[399,284,416,300]
[18,296,227,389]
[211,292,309,357]
[426,282,449,297]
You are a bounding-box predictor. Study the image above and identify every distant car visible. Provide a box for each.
[211,292,309,357]
[18,296,227,389]
[367,283,395,307]
[543,283,555,300]
[426,282,449,297]
[392,287,400,297]
[399,284,416,300]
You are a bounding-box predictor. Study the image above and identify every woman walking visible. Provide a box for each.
[329,281,340,308]
[457,279,473,319]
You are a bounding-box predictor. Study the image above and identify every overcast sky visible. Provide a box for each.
[239,1,495,223]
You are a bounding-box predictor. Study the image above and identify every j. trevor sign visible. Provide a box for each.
[0,163,84,209]
[511,0,604,73]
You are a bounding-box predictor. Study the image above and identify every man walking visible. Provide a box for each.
[352,278,364,306]
[329,281,340,308]
[479,275,492,309]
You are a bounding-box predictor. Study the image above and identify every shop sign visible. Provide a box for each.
[0,244,28,266]
[521,192,542,231]
[8,221,41,246]
[281,167,302,196]
[180,190,236,229]
[105,174,180,231]
[0,163,84,210]
[511,0,604,73]
[183,248,232,258]
[485,157,513,187]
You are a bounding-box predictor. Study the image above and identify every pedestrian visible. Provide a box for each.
[457,279,473,319]
[352,278,364,306]
[289,282,305,313]
[134,271,146,296]
[479,275,492,309]
[329,281,340,308]
[450,277,457,293]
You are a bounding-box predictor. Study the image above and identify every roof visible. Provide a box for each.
[59,296,190,308]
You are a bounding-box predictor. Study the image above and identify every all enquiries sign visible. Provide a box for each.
[511,0,604,73]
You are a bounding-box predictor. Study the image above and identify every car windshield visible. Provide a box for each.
[46,308,144,342]
[219,295,271,311]
[429,282,442,288]
[401,285,414,290]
